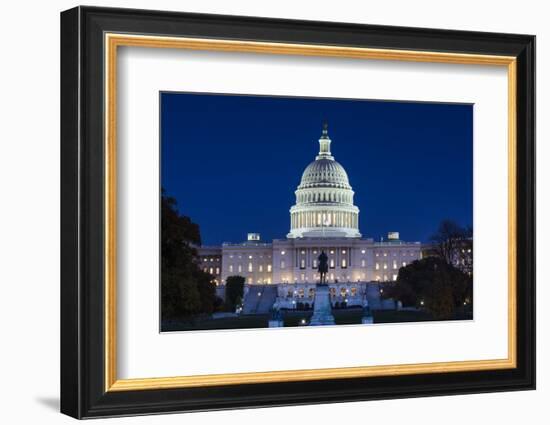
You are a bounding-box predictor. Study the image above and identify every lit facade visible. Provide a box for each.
[197,124,422,288]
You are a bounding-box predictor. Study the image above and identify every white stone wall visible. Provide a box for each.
[198,238,422,286]
[220,243,273,284]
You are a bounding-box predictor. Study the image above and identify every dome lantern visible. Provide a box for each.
[317,121,333,160]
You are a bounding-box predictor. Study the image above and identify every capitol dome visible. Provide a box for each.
[299,159,351,190]
[287,123,361,239]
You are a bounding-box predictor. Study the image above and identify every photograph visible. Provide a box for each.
[160,92,474,332]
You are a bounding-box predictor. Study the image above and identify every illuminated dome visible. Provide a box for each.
[288,123,361,239]
[299,159,351,190]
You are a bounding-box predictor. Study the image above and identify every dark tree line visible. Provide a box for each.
[161,190,216,320]
[225,275,245,311]
[382,220,473,320]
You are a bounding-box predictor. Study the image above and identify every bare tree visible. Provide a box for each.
[430,220,472,268]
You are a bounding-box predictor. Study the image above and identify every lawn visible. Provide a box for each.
[161,308,472,332]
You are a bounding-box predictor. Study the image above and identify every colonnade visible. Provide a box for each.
[298,191,352,204]
[291,210,358,229]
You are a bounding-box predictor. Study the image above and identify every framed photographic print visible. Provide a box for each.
[60,6,535,419]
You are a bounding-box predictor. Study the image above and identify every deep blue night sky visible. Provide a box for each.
[161,92,473,246]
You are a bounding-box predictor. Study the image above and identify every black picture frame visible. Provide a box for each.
[61,5,535,419]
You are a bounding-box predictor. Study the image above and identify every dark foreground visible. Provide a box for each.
[161,308,473,332]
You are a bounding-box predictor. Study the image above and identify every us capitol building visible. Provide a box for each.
[198,124,422,309]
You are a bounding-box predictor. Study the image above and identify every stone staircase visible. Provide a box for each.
[242,285,278,314]
[257,286,278,313]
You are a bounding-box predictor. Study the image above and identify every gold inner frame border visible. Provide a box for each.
[104,33,517,392]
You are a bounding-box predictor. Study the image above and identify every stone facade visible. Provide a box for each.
[198,234,422,287]
[196,124,423,300]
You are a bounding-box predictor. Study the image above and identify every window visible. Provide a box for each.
[329,259,335,268]
[312,259,317,268]
[402,262,407,267]
[375,263,380,270]
[375,252,379,257]
[361,259,366,267]
[203,268,207,273]
[361,249,366,254]
[209,267,214,274]
[215,267,219,274]
[259,265,263,272]
[393,260,397,269]
[342,249,346,254]
[280,260,286,269]
[301,250,305,255]
[341,259,347,268]
[248,255,253,259]
[383,252,387,257]
[281,250,286,255]
[266,278,271,284]
[383,263,388,270]
[248,263,253,272]
[267,264,272,272]
[229,264,234,273]
[301,273,305,281]
[238,264,242,273]
[300,259,306,269]
[393,274,398,281]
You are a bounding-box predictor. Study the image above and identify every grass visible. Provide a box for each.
[161,308,472,332]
